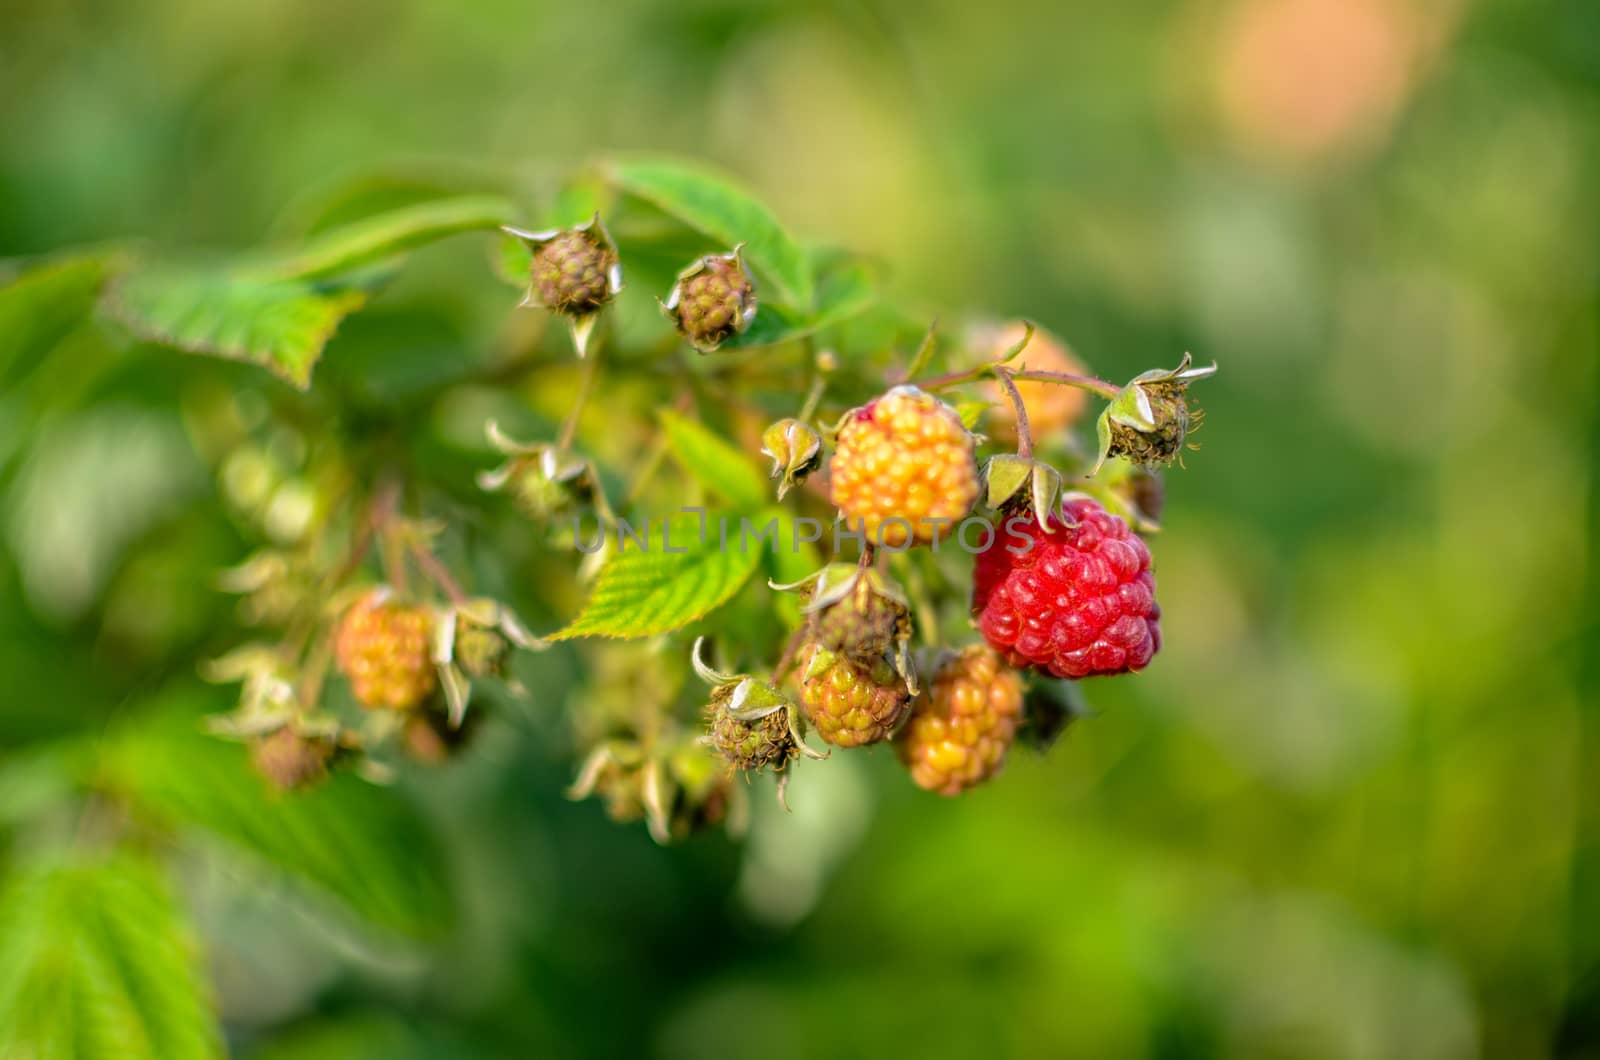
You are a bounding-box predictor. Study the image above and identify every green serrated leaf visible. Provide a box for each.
[248,195,515,281]
[0,253,113,384]
[608,157,814,310]
[660,409,767,510]
[552,510,762,639]
[720,254,879,351]
[276,171,508,238]
[0,852,224,1060]
[105,267,370,389]
[92,711,453,938]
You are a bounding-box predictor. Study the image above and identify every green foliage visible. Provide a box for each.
[247,195,514,281]
[243,1015,466,1060]
[92,713,453,938]
[0,1,1594,1053]
[552,510,763,639]
[0,254,112,384]
[720,254,880,350]
[0,853,222,1060]
[609,157,815,311]
[97,197,513,389]
[659,409,767,510]
[953,400,995,432]
[104,266,370,389]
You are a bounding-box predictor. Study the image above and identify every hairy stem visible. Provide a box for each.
[1008,368,1120,399]
[992,367,1033,459]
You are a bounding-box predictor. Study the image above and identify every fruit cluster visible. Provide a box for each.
[670,317,1213,811]
[199,191,1215,843]
[205,483,540,790]
[496,219,1209,827]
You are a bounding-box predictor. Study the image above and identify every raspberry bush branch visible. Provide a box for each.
[2,154,1220,845]
[1007,368,1122,400]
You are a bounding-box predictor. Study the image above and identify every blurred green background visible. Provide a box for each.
[2,0,1597,1057]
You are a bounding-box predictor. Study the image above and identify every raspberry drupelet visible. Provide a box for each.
[827,386,978,549]
[972,497,1160,678]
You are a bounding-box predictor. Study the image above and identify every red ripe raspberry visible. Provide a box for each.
[334,592,438,709]
[897,646,1024,796]
[972,498,1160,678]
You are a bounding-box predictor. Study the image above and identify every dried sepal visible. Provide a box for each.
[216,549,317,626]
[981,454,1065,529]
[431,596,546,729]
[771,564,917,694]
[569,732,736,845]
[202,645,311,736]
[478,420,614,524]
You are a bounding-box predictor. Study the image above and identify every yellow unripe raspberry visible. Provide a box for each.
[828,386,978,548]
[334,592,437,710]
[897,646,1024,795]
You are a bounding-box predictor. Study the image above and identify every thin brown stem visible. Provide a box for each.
[380,529,409,596]
[914,362,1121,401]
[914,362,991,392]
[296,623,337,708]
[558,343,602,450]
[772,626,807,684]
[410,542,469,606]
[992,367,1033,460]
[1009,368,1121,399]
[369,474,409,594]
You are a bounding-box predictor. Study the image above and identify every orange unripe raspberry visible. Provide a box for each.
[828,386,978,548]
[975,321,1091,445]
[797,645,912,748]
[897,646,1024,796]
[334,592,437,710]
